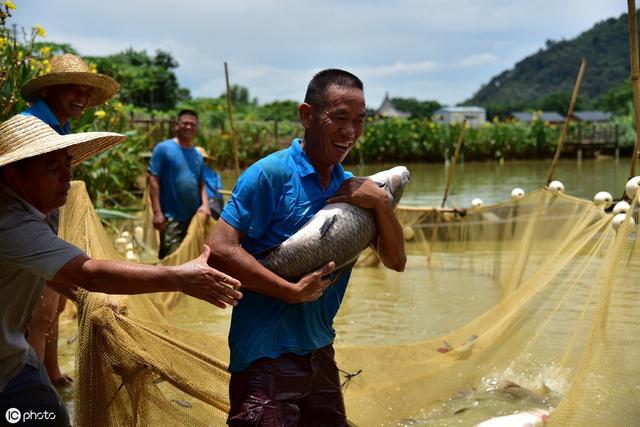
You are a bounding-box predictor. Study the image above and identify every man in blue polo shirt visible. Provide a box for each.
[208,69,406,426]
[149,109,211,259]
[19,53,119,388]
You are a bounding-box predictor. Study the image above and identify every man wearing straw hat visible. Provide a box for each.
[195,146,225,220]
[148,109,211,258]
[0,114,242,425]
[19,53,120,388]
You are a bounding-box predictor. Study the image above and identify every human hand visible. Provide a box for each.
[326,177,390,211]
[291,261,336,304]
[177,244,242,308]
[153,212,166,231]
[197,204,212,220]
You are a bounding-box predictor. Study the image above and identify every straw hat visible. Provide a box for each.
[195,146,213,160]
[0,115,127,167]
[20,54,119,107]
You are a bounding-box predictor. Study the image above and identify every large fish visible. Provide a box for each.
[257,166,411,280]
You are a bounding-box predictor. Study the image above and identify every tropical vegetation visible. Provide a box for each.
[0,3,637,210]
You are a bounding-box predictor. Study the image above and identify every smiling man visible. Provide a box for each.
[19,53,120,388]
[208,69,406,426]
[149,109,211,259]
[0,115,242,426]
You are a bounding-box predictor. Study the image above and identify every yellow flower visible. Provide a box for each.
[0,37,6,49]
[94,110,107,119]
[40,46,51,57]
[4,1,16,10]
[33,24,46,38]
[114,101,123,112]
[89,62,97,73]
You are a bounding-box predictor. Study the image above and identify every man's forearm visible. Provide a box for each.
[373,198,406,271]
[200,182,209,205]
[52,255,184,296]
[210,243,298,302]
[149,175,163,215]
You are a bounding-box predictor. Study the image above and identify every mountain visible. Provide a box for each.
[466,11,635,111]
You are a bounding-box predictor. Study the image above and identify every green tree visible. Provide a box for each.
[536,90,586,113]
[255,100,299,121]
[391,97,441,119]
[88,49,190,110]
[596,81,632,115]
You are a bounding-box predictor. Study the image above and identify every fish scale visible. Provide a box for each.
[258,166,411,280]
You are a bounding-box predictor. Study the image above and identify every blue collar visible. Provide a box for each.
[289,138,347,187]
[23,99,70,135]
[289,139,317,178]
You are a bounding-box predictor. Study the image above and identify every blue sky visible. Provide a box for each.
[12,0,628,108]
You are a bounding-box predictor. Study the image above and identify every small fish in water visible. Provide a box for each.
[436,340,453,353]
[436,335,478,357]
[474,408,550,427]
[172,399,192,408]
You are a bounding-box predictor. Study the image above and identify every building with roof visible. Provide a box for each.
[511,111,565,124]
[375,93,411,118]
[571,111,612,123]
[433,106,486,127]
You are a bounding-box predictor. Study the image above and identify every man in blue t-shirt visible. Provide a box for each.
[148,109,211,258]
[207,69,406,426]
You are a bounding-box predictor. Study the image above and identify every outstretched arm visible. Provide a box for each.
[327,177,406,271]
[49,245,243,309]
[206,219,335,304]
[149,174,165,231]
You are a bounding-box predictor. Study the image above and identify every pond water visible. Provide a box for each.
[220,157,633,207]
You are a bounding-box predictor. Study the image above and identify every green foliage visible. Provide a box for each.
[72,102,148,209]
[254,100,299,121]
[224,84,256,107]
[0,4,51,120]
[468,11,636,113]
[536,91,586,113]
[87,48,190,111]
[596,81,634,116]
[349,118,566,164]
[390,97,441,119]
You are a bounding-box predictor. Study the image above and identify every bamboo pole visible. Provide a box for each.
[627,0,640,177]
[224,62,241,178]
[544,58,587,187]
[427,121,467,262]
[441,120,467,208]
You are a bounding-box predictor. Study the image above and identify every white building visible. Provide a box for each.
[433,106,486,126]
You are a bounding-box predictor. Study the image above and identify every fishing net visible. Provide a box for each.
[59,180,640,426]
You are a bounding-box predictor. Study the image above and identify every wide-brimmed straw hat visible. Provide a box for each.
[20,54,119,107]
[195,146,213,160]
[0,115,127,167]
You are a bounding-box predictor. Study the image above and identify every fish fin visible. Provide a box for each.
[319,214,337,238]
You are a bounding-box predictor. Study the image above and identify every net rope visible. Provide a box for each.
[58,181,640,426]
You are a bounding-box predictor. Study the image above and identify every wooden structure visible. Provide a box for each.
[375,93,410,118]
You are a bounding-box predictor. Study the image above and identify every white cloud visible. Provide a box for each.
[12,0,629,106]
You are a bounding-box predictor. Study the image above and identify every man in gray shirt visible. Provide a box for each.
[0,114,242,426]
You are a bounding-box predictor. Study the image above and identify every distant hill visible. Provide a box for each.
[466,11,636,112]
